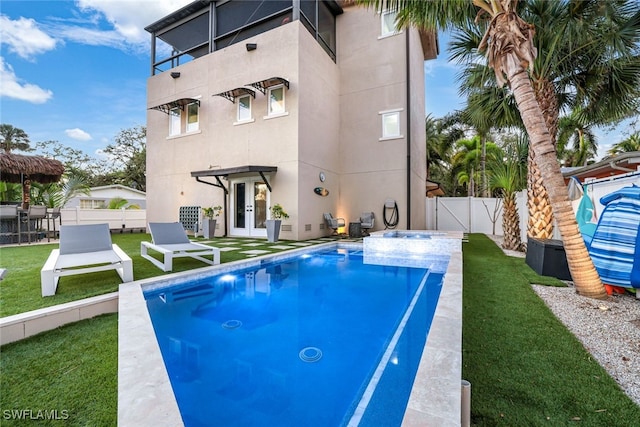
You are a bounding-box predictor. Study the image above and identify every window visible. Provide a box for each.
[381,9,399,37]
[80,199,106,209]
[268,86,286,116]
[237,95,252,122]
[169,107,181,136]
[381,110,401,139]
[186,102,199,132]
[167,101,200,136]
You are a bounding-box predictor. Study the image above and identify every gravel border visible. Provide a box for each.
[486,235,640,407]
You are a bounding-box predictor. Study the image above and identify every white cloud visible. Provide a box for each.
[53,25,130,50]
[65,128,92,141]
[75,0,192,45]
[0,15,58,60]
[0,57,53,103]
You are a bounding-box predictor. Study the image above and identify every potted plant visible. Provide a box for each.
[266,203,289,242]
[202,205,222,239]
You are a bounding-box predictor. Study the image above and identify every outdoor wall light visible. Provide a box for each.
[246,43,257,51]
[171,72,181,79]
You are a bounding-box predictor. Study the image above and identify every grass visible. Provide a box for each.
[0,314,117,426]
[463,234,640,426]
[1,233,638,425]
[0,233,325,316]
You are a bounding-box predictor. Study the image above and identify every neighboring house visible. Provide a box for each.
[145,0,437,240]
[562,151,640,221]
[65,184,147,209]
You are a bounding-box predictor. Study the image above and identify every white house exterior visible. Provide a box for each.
[65,184,146,209]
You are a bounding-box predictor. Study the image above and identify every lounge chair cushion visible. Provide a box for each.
[149,222,191,245]
[60,223,113,255]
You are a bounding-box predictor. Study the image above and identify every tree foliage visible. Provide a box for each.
[0,124,33,153]
[101,126,147,192]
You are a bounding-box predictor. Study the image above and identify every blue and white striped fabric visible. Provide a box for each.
[589,185,640,289]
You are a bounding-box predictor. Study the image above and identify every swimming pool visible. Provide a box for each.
[118,240,463,426]
[143,248,443,426]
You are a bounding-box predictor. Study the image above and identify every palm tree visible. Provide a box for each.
[451,136,502,196]
[426,113,466,195]
[556,114,599,167]
[356,0,608,299]
[608,132,640,155]
[0,124,33,153]
[31,174,91,208]
[449,0,640,240]
[490,133,528,250]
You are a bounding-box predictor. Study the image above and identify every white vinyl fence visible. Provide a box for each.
[60,208,147,231]
[426,191,528,241]
[426,170,640,240]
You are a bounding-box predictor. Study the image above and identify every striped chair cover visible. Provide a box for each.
[588,185,640,289]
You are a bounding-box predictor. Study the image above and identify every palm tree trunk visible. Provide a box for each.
[527,152,554,238]
[502,193,522,250]
[481,136,487,197]
[527,77,558,240]
[505,56,606,299]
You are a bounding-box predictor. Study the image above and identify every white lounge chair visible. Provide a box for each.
[40,223,133,297]
[141,222,220,272]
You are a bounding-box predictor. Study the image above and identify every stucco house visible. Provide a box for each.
[145,0,437,240]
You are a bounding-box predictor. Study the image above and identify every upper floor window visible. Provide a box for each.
[380,109,402,140]
[169,107,181,136]
[268,86,286,116]
[186,102,199,132]
[237,95,252,122]
[381,9,400,37]
[167,101,200,136]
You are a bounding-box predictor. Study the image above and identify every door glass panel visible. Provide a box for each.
[254,182,267,229]
[235,183,246,228]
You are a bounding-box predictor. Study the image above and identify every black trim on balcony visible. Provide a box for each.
[149,98,200,114]
[213,87,256,103]
[247,77,289,95]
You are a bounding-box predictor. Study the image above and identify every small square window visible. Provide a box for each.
[382,111,400,138]
[381,10,399,37]
[268,86,286,116]
[186,102,199,132]
[237,95,252,122]
[169,107,181,136]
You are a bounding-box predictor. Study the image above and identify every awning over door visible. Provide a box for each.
[191,165,277,192]
[149,98,200,114]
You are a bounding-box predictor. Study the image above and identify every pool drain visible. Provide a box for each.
[222,319,242,330]
[299,347,323,362]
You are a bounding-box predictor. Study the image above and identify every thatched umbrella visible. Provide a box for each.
[0,152,64,209]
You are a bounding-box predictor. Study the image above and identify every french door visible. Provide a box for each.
[229,178,269,237]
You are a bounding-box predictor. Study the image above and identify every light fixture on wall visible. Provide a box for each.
[171,72,181,79]
[246,43,257,51]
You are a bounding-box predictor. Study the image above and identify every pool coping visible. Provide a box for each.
[118,239,462,426]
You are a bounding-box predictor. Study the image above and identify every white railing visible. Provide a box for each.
[60,208,147,231]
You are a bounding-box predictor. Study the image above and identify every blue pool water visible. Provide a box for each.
[144,248,445,426]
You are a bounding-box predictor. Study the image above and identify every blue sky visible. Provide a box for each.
[0,1,633,162]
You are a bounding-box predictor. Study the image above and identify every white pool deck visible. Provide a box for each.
[118,232,463,426]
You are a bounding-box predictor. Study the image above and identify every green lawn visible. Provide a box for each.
[463,234,640,426]
[1,233,638,426]
[0,233,331,317]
